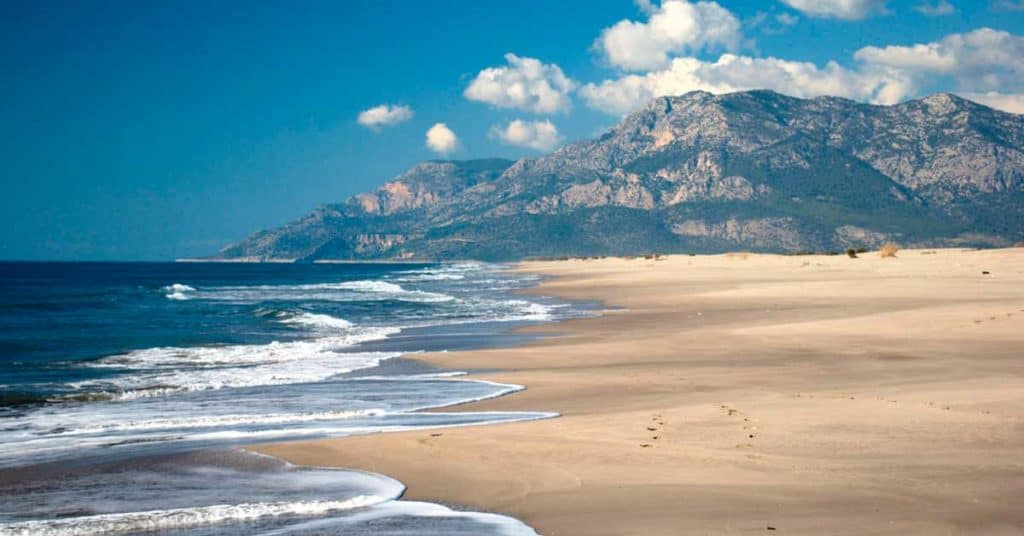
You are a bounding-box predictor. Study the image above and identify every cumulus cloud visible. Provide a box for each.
[464,53,576,114]
[960,92,1024,113]
[580,28,1024,115]
[580,54,908,115]
[489,119,563,151]
[779,0,887,20]
[854,28,1024,93]
[915,0,956,16]
[634,0,657,15]
[425,123,458,154]
[594,0,741,71]
[356,104,413,129]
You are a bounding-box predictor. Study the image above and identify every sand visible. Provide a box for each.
[255,248,1024,535]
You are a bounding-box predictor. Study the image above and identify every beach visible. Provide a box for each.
[256,248,1024,535]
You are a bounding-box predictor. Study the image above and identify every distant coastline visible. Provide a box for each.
[174,257,296,263]
[175,257,434,264]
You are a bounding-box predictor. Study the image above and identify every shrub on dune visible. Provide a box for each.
[879,243,900,258]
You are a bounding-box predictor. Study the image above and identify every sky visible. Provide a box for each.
[2,0,1023,260]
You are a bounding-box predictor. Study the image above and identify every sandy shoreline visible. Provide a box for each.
[254,248,1024,535]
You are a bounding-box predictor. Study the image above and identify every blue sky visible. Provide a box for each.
[2,0,1022,260]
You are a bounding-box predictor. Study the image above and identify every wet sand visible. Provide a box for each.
[256,248,1024,535]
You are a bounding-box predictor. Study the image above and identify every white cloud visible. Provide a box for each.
[746,10,799,36]
[581,28,1024,116]
[915,0,956,16]
[356,104,413,129]
[425,123,458,154]
[991,0,1024,11]
[580,54,910,115]
[489,119,563,151]
[594,0,741,71]
[634,0,657,15]
[779,0,887,20]
[464,53,576,114]
[854,28,1024,93]
[960,92,1024,113]
[776,12,799,25]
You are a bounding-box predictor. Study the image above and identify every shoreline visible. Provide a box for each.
[254,248,1024,535]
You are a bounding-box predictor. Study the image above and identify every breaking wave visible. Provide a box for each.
[72,342,400,400]
[163,283,195,300]
[278,312,354,331]
[161,279,454,303]
[43,408,388,435]
[0,496,390,536]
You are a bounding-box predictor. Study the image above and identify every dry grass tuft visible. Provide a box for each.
[879,243,900,258]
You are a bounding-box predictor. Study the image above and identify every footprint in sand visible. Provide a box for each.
[722,405,760,445]
[642,414,667,446]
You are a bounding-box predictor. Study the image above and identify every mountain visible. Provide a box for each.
[218,90,1024,261]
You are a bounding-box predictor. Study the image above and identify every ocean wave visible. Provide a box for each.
[335,280,455,303]
[335,280,405,293]
[168,410,560,444]
[42,408,388,435]
[0,496,390,536]
[500,300,555,321]
[279,312,354,331]
[70,335,402,399]
[163,279,455,304]
[394,272,466,282]
[281,499,541,536]
[163,283,196,300]
[439,262,484,272]
[395,262,481,278]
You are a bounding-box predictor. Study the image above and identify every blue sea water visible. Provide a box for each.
[0,261,588,535]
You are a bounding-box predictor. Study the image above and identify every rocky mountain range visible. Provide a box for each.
[218,90,1024,261]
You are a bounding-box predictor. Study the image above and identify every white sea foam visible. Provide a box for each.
[335,280,405,293]
[277,500,541,536]
[163,283,196,300]
[163,279,455,303]
[502,300,555,321]
[72,330,401,399]
[0,496,390,536]
[401,291,456,303]
[168,410,559,444]
[395,272,465,282]
[279,312,354,331]
[330,279,456,303]
[47,409,388,435]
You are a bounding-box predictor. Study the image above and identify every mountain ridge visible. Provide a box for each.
[218,90,1024,261]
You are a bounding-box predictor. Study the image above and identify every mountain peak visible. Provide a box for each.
[917,92,972,114]
[219,91,1024,261]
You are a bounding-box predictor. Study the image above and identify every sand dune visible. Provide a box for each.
[256,248,1024,535]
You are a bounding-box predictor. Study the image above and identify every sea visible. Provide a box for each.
[0,261,592,535]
